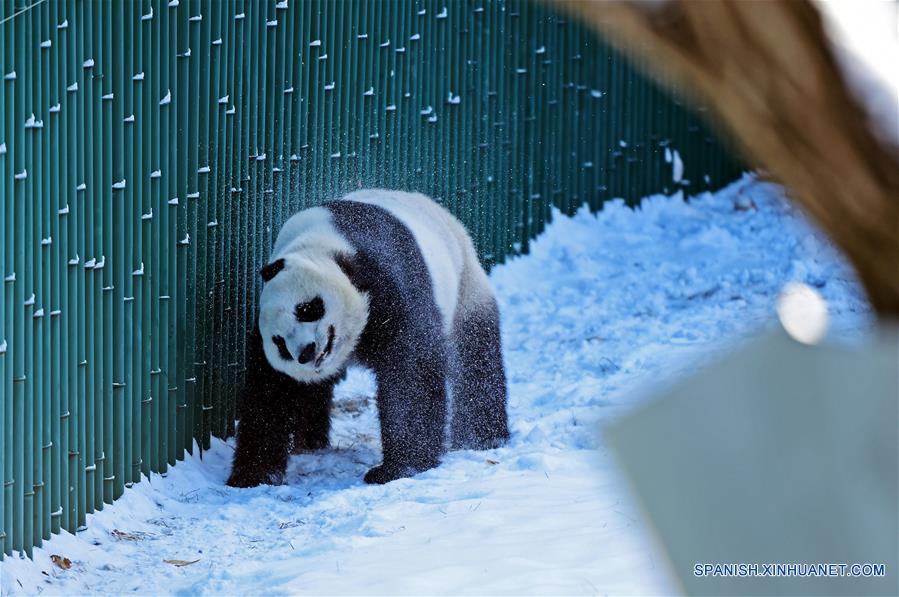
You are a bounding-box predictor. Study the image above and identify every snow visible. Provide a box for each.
[1,175,872,595]
[670,149,683,183]
[24,113,43,129]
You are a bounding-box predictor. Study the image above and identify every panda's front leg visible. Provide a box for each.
[290,383,334,453]
[365,350,448,484]
[229,377,337,487]
[227,328,334,488]
[227,383,295,488]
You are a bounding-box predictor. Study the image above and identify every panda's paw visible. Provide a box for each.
[363,458,438,484]
[363,464,400,485]
[226,467,285,488]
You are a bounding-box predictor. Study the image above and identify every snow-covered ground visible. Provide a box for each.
[1,175,872,596]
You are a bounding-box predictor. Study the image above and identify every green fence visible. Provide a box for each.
[0,0,743,557]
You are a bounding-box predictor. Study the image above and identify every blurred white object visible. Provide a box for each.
[777,281,830,344]
[816,0,899,149]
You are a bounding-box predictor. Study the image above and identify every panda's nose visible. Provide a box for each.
[298,342,317,364]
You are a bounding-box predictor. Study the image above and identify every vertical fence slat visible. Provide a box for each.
[0,0,7,558]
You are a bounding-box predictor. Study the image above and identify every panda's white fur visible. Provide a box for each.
[260,190,490,382]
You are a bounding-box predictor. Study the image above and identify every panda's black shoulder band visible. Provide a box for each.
[260,258,285,281]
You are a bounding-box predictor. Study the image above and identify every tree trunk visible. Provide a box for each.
[557,0,899,316]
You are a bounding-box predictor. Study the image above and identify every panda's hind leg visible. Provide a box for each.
[449,300,510,450]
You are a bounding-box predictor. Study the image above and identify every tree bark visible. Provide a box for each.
[556,0,899,315]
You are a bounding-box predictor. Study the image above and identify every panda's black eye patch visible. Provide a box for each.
[260,258,285,282]
[295,296,325,322]
[272,335,292,361]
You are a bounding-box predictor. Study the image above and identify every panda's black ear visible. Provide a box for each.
[260,258,286,282]
[334,252,357,280]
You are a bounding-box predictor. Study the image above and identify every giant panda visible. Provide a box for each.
[226,189,510,487]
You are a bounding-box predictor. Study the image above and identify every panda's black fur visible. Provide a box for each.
[227,191,509,487]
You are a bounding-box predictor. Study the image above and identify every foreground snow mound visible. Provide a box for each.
[1,175,871,595]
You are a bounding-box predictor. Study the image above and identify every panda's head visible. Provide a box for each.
[258,253,368,383]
